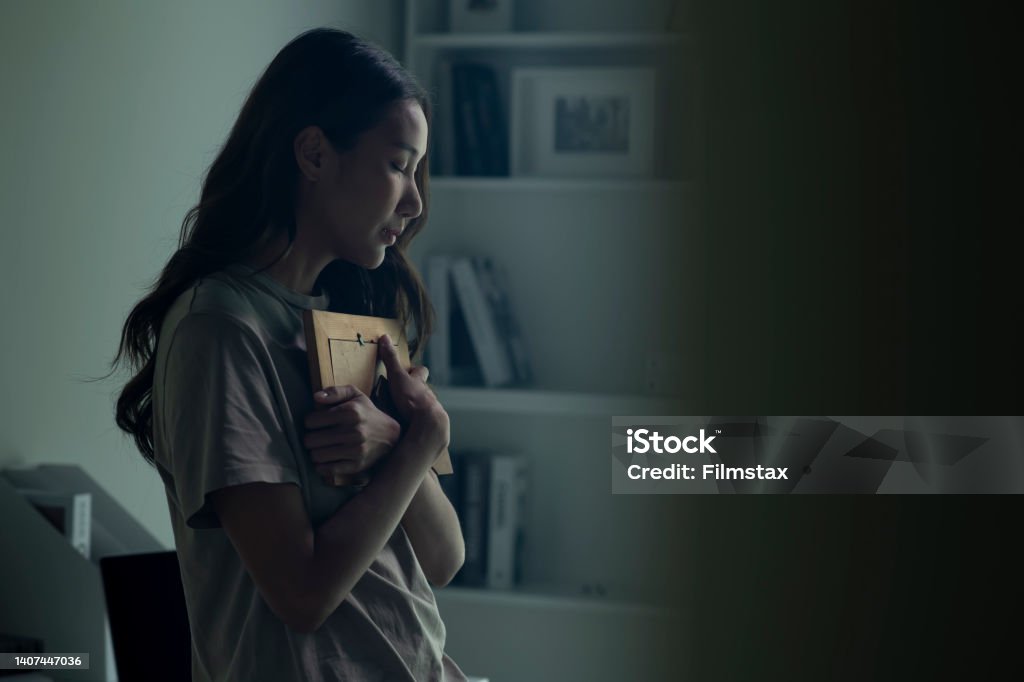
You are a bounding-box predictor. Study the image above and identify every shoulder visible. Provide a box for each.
[158,271,268,360]
[186,270,262,327]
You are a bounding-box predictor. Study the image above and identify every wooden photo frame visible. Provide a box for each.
[303,310,453,475]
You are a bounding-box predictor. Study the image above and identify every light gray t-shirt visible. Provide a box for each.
[151,262,465,681]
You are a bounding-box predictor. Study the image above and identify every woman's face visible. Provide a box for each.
[300,99,428,269]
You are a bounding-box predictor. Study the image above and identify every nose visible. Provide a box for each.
[397,177,423,220]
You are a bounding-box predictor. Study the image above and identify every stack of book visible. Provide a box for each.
[440,451,529,590]
[433,60,508,177]
[426,254,531,388]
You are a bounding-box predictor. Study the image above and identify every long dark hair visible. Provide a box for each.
[110,28,434,465]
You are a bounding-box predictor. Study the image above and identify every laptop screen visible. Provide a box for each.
[99,551,191,680]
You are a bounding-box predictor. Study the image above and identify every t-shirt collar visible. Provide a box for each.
[224,262,330,310]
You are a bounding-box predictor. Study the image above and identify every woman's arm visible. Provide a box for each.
[304,351,464,586]
[401,469,465,587]
[211,335,451,634]
[307,418,450,625]
[213,413,447,634]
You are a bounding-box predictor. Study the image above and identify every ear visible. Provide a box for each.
[293,125,325,182]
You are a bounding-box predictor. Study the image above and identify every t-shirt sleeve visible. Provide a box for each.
[161,312,301,529]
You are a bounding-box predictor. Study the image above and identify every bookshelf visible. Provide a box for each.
[403,1,698,679]
[405,0,702,183]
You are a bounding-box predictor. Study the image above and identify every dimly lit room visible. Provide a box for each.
[1,1,1021,680]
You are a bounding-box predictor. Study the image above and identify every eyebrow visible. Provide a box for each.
[393,142,420,156]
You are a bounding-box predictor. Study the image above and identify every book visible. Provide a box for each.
[470,65,509,176]
[15,488,91,560]
[472,256,531,385]
[451,451,528,590]
[455,452,490,587]
[426,254,490,386]
[452,62,485,176]
[450,62,507,176]
[449,273,485,386]
[302,310,453,477]
[449,257,515,387]
[425,255,452,386]
[433,56,457,176]
[485,454,528,590]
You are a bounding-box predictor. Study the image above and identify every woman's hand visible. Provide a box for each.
[378,334,450,459]
[304,386,402,484]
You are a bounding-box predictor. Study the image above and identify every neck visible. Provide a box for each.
[245,233,332,296]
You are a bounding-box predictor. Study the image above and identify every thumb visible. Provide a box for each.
[314,384,361,404]
[377,334,405,377]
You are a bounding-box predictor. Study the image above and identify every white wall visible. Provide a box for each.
[0,0,401,550]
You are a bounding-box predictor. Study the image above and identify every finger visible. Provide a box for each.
[304,430,366,452]
[377,334,405,379]
[304,403,362,430]
[313,384,362,405]
[303,428,368,454]
[408,365,429,383]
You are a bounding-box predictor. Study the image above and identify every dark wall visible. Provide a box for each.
[658,2,1024,678]
[684,0,1022,414]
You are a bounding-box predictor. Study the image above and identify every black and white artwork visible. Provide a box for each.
[554,96,631,153]
[511,68,656,177]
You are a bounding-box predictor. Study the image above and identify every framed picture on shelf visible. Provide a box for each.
[510,67,656,178]
[449,0,514,33]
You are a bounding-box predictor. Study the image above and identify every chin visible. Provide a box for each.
[360,250,387,270]
[338,247,386,270]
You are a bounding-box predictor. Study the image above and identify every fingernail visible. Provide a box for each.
[316,390,329,399]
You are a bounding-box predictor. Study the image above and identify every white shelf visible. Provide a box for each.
[430,176,694,193]
[434,387,684,416]
[413,31,691,51]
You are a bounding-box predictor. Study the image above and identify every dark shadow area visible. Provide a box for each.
[650,1,1024,678]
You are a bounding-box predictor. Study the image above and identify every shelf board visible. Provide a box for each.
[434,387,684,416]
[434,584,679,617]
[413,30,690,51]
[429,176,694,193]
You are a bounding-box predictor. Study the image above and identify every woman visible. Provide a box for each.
[111,28,467,681]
